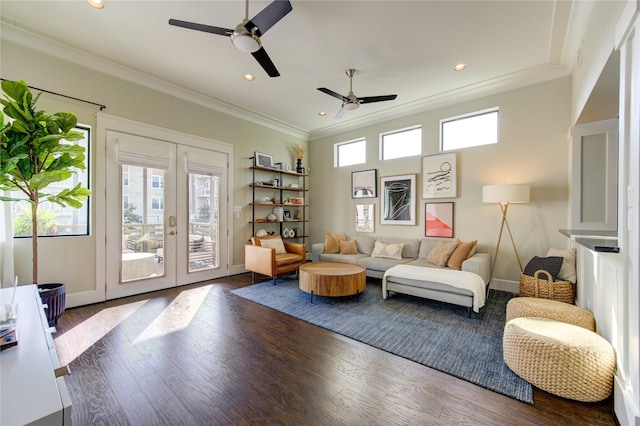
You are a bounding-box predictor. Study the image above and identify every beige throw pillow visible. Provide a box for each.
[546,247,577,284]
[427,240,460,266]
[371,241,404,260]
[447,240,477,270]
[260,238,287,254]
[324,231,346,253]
[339,240,359,255]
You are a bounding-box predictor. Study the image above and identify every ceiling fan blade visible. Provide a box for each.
[251,47,280,77]
[169,19,233,36]
[317,88,349,102]
[245,0,292,37]
[335,107,347,119]
[358,94,398,104]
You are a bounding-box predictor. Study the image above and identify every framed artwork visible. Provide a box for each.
[381,174,416,225]
[422,152,457,198]
[283,210,292,220]
[425,202,454,238]
[254,152,274,168]
[355,204,375,233]
[352,169,377,198]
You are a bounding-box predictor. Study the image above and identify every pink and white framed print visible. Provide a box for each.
[425,202,454,238]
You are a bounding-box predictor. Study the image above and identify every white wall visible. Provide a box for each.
[1,40,308,303]
[309,77,572,288]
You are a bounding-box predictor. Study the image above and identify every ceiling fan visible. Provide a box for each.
[317,69,398,118]
[168,0,292,77]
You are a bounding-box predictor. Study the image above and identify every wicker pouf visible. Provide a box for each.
[503,317,615,402]
[506,297,595,331]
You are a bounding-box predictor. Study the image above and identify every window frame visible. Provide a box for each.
[380,125,422,160]
[334,137,366,168]
[440,107,499,151]
[11,124,91,238]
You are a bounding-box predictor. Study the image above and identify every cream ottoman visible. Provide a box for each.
[503,317,615,402]
[506,297,595,331]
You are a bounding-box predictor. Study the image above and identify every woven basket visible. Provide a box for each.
[519,270,575,304]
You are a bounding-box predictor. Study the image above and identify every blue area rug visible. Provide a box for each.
[231,277,533,403]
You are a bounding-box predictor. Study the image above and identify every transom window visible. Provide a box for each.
[440,107,499,151]
[381,126,422,160]
[335,138,366,167]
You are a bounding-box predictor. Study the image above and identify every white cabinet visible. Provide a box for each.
[570,118,618,231]
[1,285,71,425]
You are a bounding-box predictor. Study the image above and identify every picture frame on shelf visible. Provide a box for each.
[283,210,292,220]
[355,204,375,233]
[352,169,377,198]
[425,202,454,238]
[422,152,457,198]
[254,152,274,168]
[381,174,416,225]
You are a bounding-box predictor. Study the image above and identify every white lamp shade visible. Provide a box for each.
[483,184,530,203]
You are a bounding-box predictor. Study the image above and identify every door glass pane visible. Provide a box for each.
[121,165,165,282]
[188,173,219,272]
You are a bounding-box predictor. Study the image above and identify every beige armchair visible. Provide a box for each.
[244,235,306,284]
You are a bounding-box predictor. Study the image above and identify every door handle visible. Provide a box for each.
[168,231,176,236]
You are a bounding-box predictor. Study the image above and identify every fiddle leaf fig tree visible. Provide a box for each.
[0,80,91,284]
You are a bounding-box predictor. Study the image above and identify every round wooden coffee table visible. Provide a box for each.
[299,261,366,302]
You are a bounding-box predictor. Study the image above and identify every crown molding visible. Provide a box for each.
[0,19,309,140]
[309,64,571,141]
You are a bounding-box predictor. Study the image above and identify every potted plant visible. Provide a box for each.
[0,80,91,325]
[292,143,306,173]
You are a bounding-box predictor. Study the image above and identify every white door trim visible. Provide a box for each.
[87,113,233,305]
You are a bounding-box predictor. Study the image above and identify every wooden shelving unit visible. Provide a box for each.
[249,165,308,243]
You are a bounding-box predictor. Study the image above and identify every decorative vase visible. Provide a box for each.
[38,283,66,327]
[296,159,303,173]
[273,207,284,222]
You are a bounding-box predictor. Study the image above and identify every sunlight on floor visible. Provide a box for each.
[133,285,212,344]
[54,300,148,366]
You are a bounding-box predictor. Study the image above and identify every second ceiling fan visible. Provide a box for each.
[169,0,292,77]
[317,69,398,118]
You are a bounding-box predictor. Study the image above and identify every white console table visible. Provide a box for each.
[0,285,72,425]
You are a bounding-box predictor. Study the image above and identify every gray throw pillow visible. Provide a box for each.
[523,256,564,281]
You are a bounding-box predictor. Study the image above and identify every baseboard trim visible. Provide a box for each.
[67,288,106,308]
[230,264,247,276]
[614,376,640,426]
[489,278,519,294]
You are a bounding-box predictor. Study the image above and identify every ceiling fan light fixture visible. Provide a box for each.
[231,26,261,52]
[85,0,105,9]
[342,102,359,111]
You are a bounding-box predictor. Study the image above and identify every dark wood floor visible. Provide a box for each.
[53,274,616,425]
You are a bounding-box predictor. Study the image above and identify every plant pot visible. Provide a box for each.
[38,283,66,327]
[296,159,303,173]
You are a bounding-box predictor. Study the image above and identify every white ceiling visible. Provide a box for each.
[0,0,585,139]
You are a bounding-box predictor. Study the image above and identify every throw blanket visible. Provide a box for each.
[383,265,486,313]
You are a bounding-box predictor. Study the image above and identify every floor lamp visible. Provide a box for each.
[482,184,530,273]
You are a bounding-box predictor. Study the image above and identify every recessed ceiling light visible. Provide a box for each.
[85,0,105,9]
[453,63,467,71]
[318,112,327,117]
[244,74,255,81]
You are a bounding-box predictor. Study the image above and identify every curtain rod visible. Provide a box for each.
[0,78,106,111]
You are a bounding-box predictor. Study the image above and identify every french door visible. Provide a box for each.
[105,131,228,299]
